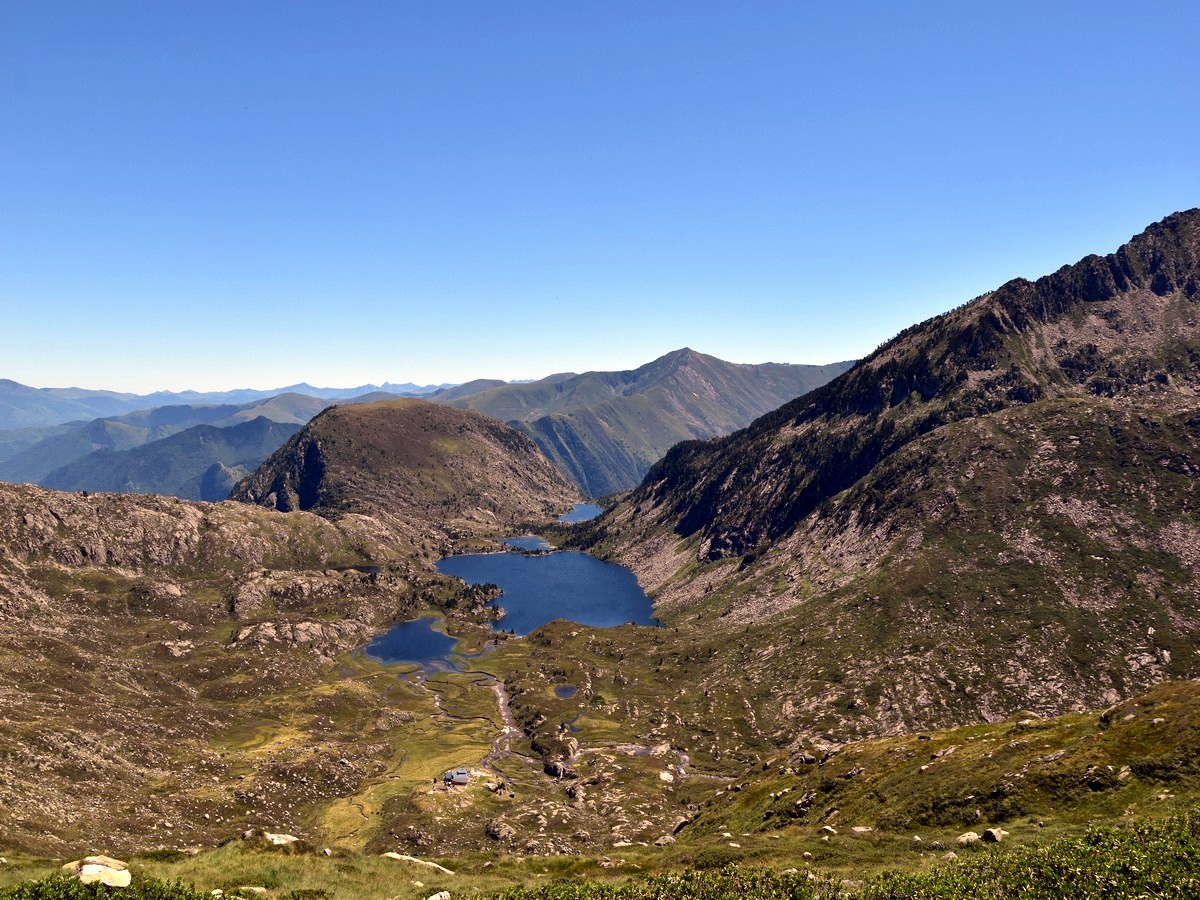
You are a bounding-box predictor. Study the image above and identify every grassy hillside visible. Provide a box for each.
[5,679,1200,897]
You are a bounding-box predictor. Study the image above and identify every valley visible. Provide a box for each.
[3,211,1200,897]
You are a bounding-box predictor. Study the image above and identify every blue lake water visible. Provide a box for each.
[558,503,603,523]
[362,617,459,668]
[361,513,652,668]
[436,549,656,635]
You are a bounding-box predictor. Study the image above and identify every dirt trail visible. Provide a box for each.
[482,679,541,774]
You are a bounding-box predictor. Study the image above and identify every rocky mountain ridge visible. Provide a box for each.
[578,208,1200,740]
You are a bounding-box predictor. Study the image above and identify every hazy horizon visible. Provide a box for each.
[2,345,857,395]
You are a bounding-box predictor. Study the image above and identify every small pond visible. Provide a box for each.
[361,617,459,669]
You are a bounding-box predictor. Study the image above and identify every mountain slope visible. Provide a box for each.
[231,398,578,535]
[40,417,303,501]
[0,480,433,854]
[436,349,853,495]
[583,208,1200,739]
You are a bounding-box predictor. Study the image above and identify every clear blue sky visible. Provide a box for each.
[3,1,1198,392]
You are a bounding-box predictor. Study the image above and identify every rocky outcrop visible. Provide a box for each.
[0,482,391,574]
[232,619,371,657]
[486,819,517,842]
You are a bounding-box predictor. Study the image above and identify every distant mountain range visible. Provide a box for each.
[430,349,853,496]
[41,417,304,502]
[0,379,454,431]
[0,351,850,500]
[0,393,334,483]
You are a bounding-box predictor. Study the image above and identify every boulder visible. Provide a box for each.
[654,834,675,846]
[956,831,981,846]
[793,791,816,814]
[486,820,517,841]
[426,893,451,900]
[62,856,131,888]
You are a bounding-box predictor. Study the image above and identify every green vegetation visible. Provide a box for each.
[0,877,206,900]
[486,807,1200,898]
[5,806,1200,898]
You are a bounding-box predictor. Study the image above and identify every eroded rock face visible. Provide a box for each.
[0,483,381,574]
[232,619,371,657]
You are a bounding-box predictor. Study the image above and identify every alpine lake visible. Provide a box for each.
[360,503,656,670]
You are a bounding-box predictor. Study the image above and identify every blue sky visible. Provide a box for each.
[3,1,1198,392]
